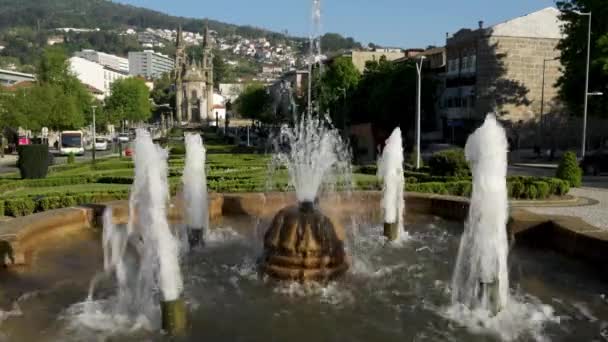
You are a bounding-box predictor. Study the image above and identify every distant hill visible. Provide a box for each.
[0,0,361,50]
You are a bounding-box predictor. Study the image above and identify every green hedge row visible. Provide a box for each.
[0,176,97,194]
[0,190,130,217]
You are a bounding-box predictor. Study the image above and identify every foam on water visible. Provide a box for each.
[377,127,405,240]
[451,114,509,310]
[183,133,209,240]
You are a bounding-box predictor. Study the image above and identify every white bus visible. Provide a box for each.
[60,131,85,156]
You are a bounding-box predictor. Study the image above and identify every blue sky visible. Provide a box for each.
[117,0,556,47]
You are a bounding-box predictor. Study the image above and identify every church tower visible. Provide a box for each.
[174,25,186,123]
[202,22,215,123]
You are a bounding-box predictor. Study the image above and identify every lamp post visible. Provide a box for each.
[415,55,426,169]
[91,105,97,164]
[573,11,592,158]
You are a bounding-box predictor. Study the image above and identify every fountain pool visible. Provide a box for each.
[0,212,606,341]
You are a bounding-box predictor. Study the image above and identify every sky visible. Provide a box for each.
[116,0,556,48]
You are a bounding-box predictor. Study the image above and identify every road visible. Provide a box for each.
[0,148,117,175]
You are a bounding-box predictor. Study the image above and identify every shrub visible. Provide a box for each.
[4,198,35,217]
[547,178,570,196]
[171,145,186,156]
[67,153,75,164]
[533,181,550,199]
[428,148,469,177]
[525,184,538,200]
[556,151,582,187]
[17,144,50,179]
[0,200,4,216]
[509,180,525,199]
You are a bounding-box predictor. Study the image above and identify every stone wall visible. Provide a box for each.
[476,36,562,124]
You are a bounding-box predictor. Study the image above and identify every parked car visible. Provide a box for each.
[94,137,108,151]
[118,133,130,143]
[580,150,608,175]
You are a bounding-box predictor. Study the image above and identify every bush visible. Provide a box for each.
[547,178,570,196]
[17,144,50,179]
[508,180,525,198]
[556,151,582,187]
[525,184,538,200]
[4,198,35,217]
[0,200,4,216]
[171,145,186,156]
[533,181,550,199]
[428,148,469,177]
[67,153,75,164]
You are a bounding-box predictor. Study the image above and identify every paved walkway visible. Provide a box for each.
[526,187,608,230]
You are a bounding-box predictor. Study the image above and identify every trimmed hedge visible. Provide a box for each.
[2,191,131,217]
[17,144,50,179]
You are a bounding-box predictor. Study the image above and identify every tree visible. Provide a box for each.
[105,78,152,125]
[319,56,360,111]
[556,0,608,118]
[235,84,272,123]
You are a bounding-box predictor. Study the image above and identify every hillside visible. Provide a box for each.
[0,0,363,80]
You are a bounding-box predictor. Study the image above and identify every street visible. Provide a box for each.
[0,148,117,174]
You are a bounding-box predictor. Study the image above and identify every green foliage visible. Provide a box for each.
[556,151,582,187]
[235,84,273,123]
[67,153,75,164]
[105,78,152,125]
[534,181,550,199]
[4,197,35,217]
[347,58,438,144]
[428,149,469,177]
[319,56,360,120]
[508,180,525,199]
[171,145,186,156]
[556,0,608,118]
[17,144,49,179]
[0,200,4,216]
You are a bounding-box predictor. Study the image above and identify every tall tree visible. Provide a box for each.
[319,56,360,112]
[556,0,608,117]
[105,78,152,125]
[235,84,272,123]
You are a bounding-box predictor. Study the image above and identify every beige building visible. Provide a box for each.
[328,48,408,73]
[442,7,565,145]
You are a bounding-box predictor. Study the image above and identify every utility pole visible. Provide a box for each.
[92,105,97,164]
[415,56,426,169]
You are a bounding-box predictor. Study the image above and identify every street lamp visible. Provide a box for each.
[572,10,592,158]
[415,55,426,169]
[91,105,97,164]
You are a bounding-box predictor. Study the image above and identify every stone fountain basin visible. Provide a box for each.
[0,192,607,341]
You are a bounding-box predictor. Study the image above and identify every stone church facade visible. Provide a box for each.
[175,25,214,123]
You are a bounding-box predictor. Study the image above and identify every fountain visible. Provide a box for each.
[377,127,405,242]
[260,113,351,281]
[183,132,209,248]
[451,114,509,315]
[94,129,186,335]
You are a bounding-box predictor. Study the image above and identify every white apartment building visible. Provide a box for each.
[75,49,129,73]
[128,50,174,79]
[69,57,130,100]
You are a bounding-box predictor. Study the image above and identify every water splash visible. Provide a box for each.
[271,113,352,203]
[377,127,405,241]
[183,132,209,246]
[451,114,509,312]
[83,129,183,333]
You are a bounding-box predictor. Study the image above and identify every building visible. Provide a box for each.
[174,25,215,123]
[0,69,35,87]
[442,7,565,145]
[128,50,174,79]
[327,49,408,73]
[75,49,129,73]
[69,57,129,100]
